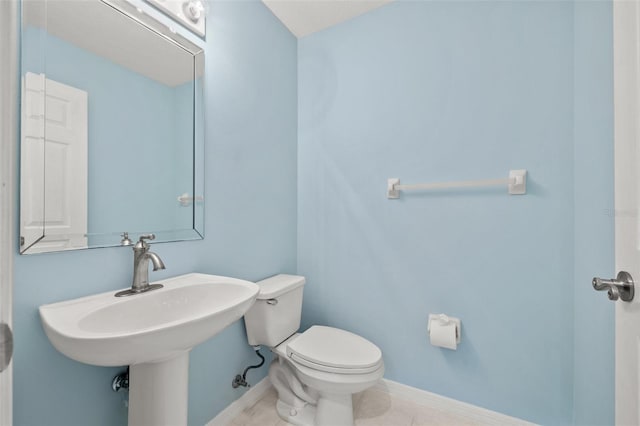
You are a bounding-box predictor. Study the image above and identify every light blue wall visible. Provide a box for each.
[44,33,191,236]
[298,1,581,424]
[173,81,197,230]
[13,1,297,425]
[573,2,615,425]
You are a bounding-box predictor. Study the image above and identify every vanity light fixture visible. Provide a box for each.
[145,0,207,37]
[183,0,204,23]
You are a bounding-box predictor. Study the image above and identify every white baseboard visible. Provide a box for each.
[375,379,535,426]
[206,377,272,426]
[206,377,534,426]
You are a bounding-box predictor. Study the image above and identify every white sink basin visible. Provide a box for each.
[39,273,259,366]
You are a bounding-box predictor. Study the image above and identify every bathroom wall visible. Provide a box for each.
[298,1,585,424]
[173,81,198,231]
[12,1,297,425]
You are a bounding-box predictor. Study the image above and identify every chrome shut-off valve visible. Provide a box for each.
[592,271,635,302]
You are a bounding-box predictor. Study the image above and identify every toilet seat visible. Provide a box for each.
[286,326,383,375]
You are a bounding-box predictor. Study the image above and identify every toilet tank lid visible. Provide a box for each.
[255,274,305,299]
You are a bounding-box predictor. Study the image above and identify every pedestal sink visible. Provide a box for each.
[39,273,259,426]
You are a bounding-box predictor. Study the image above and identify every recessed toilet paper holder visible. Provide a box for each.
[428,314,461,344]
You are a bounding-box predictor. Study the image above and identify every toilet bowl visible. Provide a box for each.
[243,275,384,426]
[270,327,384,426]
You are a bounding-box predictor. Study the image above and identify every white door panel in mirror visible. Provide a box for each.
[21,73,88,254]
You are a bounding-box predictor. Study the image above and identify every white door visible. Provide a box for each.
[21,73,88,253]
[0,0,17,423]
[609,1,640,423]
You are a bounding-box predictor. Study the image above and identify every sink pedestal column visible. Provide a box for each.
[129,352,190,426]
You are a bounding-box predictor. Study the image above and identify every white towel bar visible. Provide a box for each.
[387,169,527,199]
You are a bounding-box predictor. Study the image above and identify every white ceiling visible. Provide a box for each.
[262,0,394,38]
[24,0,195,87]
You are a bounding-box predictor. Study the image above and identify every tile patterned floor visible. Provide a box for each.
[230,386,483,426]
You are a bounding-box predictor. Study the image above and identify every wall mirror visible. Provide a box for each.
[20,0,205,254]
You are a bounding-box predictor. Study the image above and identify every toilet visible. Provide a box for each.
[243,274,384,426]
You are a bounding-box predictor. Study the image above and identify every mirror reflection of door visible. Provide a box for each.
[20,72,45,250]
[21,72,88,253]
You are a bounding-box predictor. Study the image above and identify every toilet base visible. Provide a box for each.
[270,358,357,426]
[276,399,316,426]
[315,393,354,426]
[275,394,354,426]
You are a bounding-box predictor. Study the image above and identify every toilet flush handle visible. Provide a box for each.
[266,298,278,306]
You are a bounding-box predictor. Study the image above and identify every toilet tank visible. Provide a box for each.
[244,274,305,347]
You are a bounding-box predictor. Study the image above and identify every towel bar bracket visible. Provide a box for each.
[387,178,401,199]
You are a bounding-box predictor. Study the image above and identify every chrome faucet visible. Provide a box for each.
[115,234,166,297]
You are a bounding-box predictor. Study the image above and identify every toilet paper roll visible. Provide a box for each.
[429,317,458,350]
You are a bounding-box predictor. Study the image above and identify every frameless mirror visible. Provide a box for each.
[20,0,204,254]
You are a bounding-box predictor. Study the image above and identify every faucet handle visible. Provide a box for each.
[139,234,156,242]
[134,234,156,250]
[120,232,132,246]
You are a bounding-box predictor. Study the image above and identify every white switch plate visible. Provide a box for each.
[146,0,206,37]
